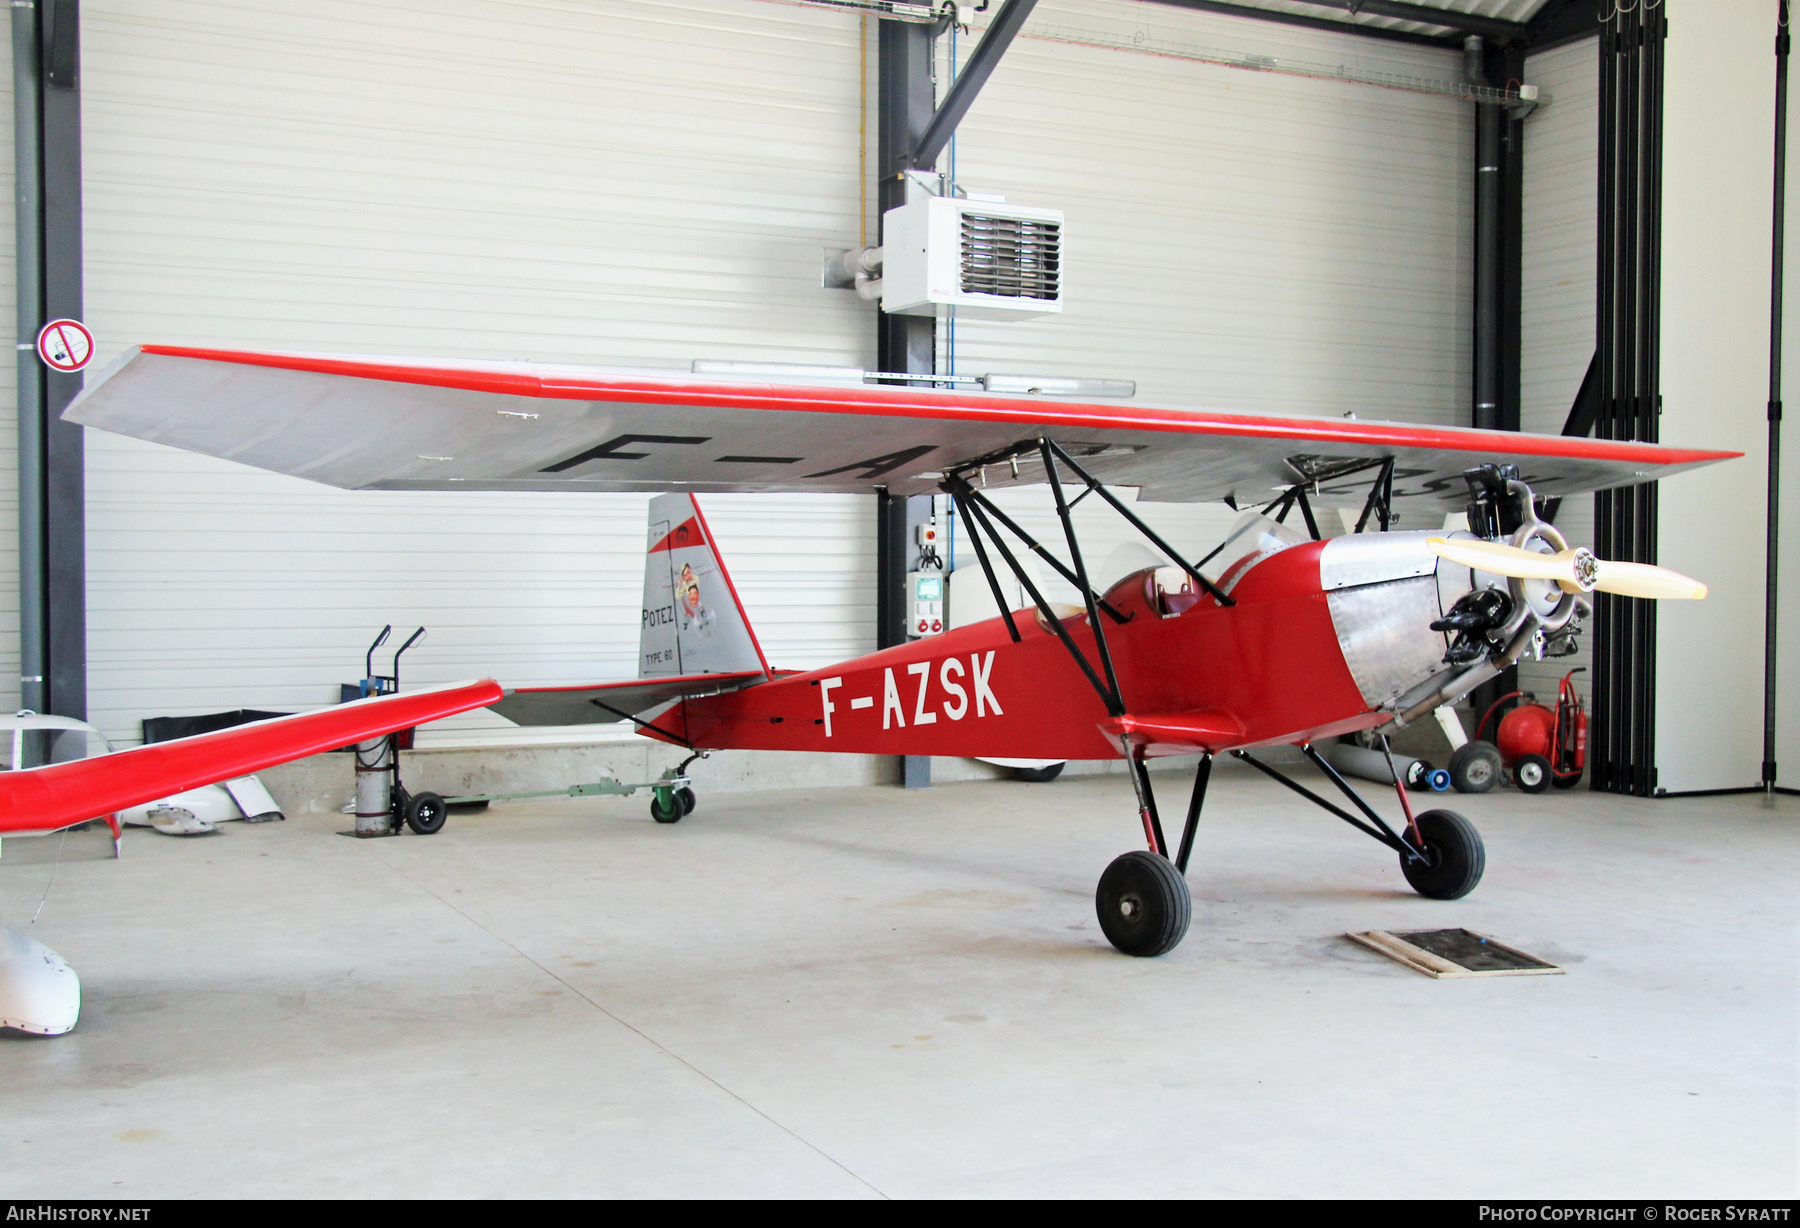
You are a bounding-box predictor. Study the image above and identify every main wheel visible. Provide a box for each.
[1014,762,1065,783]
[676,786,696,816]
[1513,753,1551,793]
[1095,850,1191,957]
[404,791,448,835]
[1448,740,1503,794]
[650,789,683,824]
[1551,768,1583,790]
[1400,809,1485,900]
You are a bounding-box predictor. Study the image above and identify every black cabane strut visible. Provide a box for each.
[941,437,1236,866]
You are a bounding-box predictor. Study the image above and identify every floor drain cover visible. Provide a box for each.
[1346,928,1564,978]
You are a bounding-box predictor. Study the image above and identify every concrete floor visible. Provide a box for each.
[1,763,1794,1198]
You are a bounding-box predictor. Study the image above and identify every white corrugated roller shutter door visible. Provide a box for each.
[81,0,877,746]
[75,0,1477,747]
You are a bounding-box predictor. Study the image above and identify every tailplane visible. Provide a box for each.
[640,493,769,680]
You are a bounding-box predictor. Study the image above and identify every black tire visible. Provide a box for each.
[1400,809,1485,900]
[1513,753,1552,794]
[1014,762,1065,783]
[650,790,683,824]
[1448,741,1503,794]
[676,787,696,816]
[404,791,448,835]
[1095,850,1191,957]
[1551,768,1583,790]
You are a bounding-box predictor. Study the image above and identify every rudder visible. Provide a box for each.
[639,493,769,680]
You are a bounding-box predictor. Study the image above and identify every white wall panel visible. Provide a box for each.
[1656,0,1775,793]
[0,31,15,719]
[1778,38,1800,791]
[943,0,1472,426]
[1518,37,1596,707]
[76,0,1475,749]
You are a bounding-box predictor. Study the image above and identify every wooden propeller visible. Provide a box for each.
[1425,537,1707,600]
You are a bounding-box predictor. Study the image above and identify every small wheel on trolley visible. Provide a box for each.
[1447,740,1503,794]
[1513,753,1552,794]
[676,787,697,816]
[650,789,684,824]
[1400,809,1485,900]
[1095,850,1191,957]
[404,791,449,835]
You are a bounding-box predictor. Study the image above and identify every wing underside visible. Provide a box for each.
[63,347,1739,510]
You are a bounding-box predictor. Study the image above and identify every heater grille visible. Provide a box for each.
[960,213,1061,300]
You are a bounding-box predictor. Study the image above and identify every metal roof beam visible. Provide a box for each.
[1204,0,1530,43]
[910,0,1039,171]
[1145,0,1459,47]
[1527,0,1601,52]
[1309,1,1530,42]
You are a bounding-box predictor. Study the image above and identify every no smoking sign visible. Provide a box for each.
[35,318,92,373]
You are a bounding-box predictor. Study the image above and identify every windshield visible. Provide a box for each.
[1212,512,1308,592]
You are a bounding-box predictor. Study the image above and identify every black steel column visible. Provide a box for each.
[1591,2,1665,796]
[14,0,84,720]
[876,16,935,788]
[1468,37,1526,728]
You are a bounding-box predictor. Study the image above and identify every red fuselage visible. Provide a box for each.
[647,539,1415,760]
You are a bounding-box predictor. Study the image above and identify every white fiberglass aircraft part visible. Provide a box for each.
[0,927,80,1035]
[0,711,285,837]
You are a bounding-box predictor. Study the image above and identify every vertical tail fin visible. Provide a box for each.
[639,493,770,680]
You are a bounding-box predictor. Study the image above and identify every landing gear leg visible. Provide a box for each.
[1233,745,1486,901]
[1097,752,1198,957]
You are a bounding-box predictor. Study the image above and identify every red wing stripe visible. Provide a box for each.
[133,346,1739,469]
[0,679,504,834]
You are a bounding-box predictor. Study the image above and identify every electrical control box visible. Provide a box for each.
[908,570,945,638]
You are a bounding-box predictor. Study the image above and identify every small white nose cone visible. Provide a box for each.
[0,927,80,1035]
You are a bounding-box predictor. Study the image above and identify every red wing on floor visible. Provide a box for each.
[0,680,503,835]
[487,671,767,727]
[63,347,1739,510]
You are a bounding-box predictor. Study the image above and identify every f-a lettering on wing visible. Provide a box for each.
[64,347,1739,509]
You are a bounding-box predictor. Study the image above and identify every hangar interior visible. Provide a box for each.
[0,0,1796,1200]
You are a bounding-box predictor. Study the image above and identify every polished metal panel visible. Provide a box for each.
[1327,575,1447,709]
[1317,531,1439,591]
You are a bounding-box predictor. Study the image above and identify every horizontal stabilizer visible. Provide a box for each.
[0,679,503,835]
[1099,711,1245,756]
[489,670,766,727]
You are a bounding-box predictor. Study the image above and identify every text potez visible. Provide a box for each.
[817,652,1001,737]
